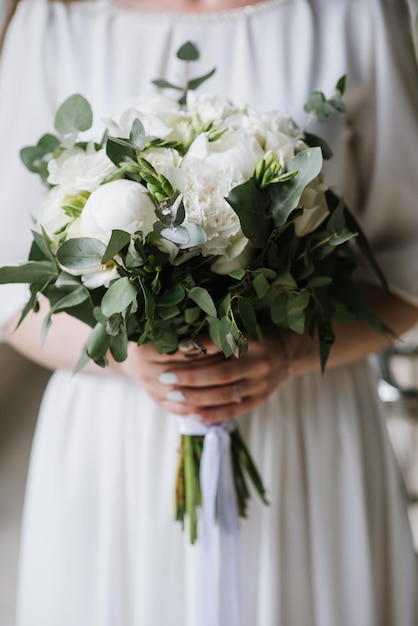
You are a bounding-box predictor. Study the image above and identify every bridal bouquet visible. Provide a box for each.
[0,42,387,543]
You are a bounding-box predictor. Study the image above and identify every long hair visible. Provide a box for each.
[0,0,75,53]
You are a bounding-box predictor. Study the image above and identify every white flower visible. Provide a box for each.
[186,91,239,126]
[80,179,156,242]
[47,144,116,194]
[293,177,330,237]
[171,158,248,262]
[61,179,158,288]
[104,94,182,139]
[37,187,82,251]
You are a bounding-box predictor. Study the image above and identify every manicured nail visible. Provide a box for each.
[159,372,179,385]
[167,390,186,402]
[178,340,196,352]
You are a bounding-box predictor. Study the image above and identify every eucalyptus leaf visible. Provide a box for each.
[178,222,207,249]
[269,148,323,227]
[106,137,137,167]
[226,179,271,248]
[151,79,183,91]
[160,226,190,246]
[303,131,333,160]
[101,277,137,317]
[57,237,106,270]
[0,261,57,284]
[50,285,89,313]
[109,332,129,362]
[102,229,131,264]
[129,118,146,150]
[188,286,217,317]
[252,272,270,299]
[54,94,93,135]
[177,41,200,61]
[238,298,259,340]
[229,268,246,280]
[158,284,185,307]
[187,68,216,91]
[86,323,110,362]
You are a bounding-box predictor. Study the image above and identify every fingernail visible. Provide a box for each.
[159,372,179,385]
[178,340,196,352]
[188,414,203,422]
[167,390,186,402]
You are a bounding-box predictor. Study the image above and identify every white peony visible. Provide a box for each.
[61,179,158,288]
[80,179,156,243]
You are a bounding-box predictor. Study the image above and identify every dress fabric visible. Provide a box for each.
[1,0,418,624]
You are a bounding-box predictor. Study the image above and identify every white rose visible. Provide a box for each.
[47,144,116,194]
[293,177,330,237]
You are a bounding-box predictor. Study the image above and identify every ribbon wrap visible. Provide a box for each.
[176,416,241,626]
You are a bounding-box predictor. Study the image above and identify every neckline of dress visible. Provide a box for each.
[102,0,292,22]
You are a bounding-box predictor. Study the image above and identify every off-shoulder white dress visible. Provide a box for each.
[1,0,418,624]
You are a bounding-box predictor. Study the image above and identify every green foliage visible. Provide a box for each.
[152,41,216,105]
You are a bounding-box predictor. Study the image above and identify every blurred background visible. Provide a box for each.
[1,330,418,626]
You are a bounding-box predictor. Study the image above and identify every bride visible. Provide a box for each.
[1,0,418,624]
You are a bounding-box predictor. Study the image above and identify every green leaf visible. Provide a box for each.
[50,285,89,313]
[303,91,331,123]
[109,331,128,362]
[101,230,131,264]
[207,316,223,351]
[269,148,323,227]
[101,277,137,316]
[129,118,146,150]
[303,131,333,160]
[238,298,259,340]
[86,323,110,362]
[229,268,246,280]
[54,94,93,135]
[226,179,271,248]
[151,79,183,91]
[179,222,207,249]
[336,75,346,94]
[0,261,57,284]
[57,237,106,270]
[20,133,60,179]
[187,68,216,91]
[139,280,156,317]
[106,137,137,167]
[153,328,179,354]
[158,284,185,307]
[32,228,55,264]
[177,41,200,61]
[252,272,270,299]
[306,276,332,288]
[188,286,217,317]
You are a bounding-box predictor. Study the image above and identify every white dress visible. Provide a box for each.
[1,1,418,625]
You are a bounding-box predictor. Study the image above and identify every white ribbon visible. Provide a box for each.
[176,416,241,626]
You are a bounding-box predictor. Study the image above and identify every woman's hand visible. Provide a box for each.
[116,332,299,423]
